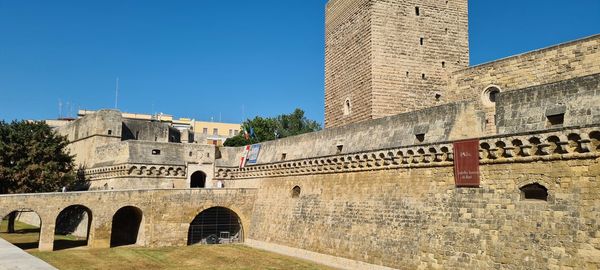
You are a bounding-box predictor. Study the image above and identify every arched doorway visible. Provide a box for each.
[110,206,143,247]
[53,205,92,250]
[0,210,42,250]
[190,171,207,188]
[187,207,243,245]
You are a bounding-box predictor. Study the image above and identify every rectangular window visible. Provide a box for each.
[213,128,218,135]
[202,128,208,134]
[229,129,233,136]
[415,7,420,16]
[547,114,565,127]
[152,149,161,155]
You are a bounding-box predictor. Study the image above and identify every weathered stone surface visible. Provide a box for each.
[0,189,256,251]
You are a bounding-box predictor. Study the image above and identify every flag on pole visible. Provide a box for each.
[239,145,251,168]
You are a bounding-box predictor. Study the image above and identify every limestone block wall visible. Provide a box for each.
[325,0,469,128]
[221,125,600,269]
[496,73,600,134]
[447,35,600,102]
[445,35,600,134]
[324,0,373,128]
[0,189,257,251]
[217,101,484,170]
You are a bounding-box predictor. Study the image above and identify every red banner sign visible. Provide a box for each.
[453,139,480,187]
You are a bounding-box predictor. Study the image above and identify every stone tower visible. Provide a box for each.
[324,0,469,128]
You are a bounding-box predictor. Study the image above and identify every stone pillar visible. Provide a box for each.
[88,224,111,249]
[38,222,55,251]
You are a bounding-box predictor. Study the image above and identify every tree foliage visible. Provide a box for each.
[0,120,78,194]
[224,108,322,147]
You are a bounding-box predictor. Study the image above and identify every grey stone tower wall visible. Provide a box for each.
[324,0,469,128]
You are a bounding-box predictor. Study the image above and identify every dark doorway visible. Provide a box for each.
[54,205,92,250]
[110,206,142,247]
[190,171,207,188]
[0,210,41,250]
[187,207,243,245]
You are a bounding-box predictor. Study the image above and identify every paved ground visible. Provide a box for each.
[0,237,56,270]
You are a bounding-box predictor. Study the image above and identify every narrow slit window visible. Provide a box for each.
[422,74,426,80]
[442,61,446,68]
[420,38,424,45]
[281,153,287,161]
[152,149,161,155]
[415,7,420,16]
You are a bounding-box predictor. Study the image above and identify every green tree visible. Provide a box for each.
[0,120,77,194]
[224,108,322,147]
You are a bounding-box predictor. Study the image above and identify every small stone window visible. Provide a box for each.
[291,186,301,198]
[520,183,548,201]
[108,130,113,135]
[482,85,501,107]
[281,153,287,161]
[343,98,351,116]
[420,38,424,45]
[415,7,420,16]
[422,73,426,80]
[336,144,344,154]
[416,134,425,143]
[442,61,446,68]
[189,151,193,157]
[546,114,564,127]
[152,149,161,155]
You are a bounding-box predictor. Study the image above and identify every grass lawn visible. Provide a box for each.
[1,220,334,270]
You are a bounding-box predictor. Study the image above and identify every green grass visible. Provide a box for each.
[1,220,334,270]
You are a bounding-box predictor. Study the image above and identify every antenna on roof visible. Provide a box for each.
[115,77,119,109]
[58,99,63,118]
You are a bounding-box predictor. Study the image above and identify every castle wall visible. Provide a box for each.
[496,73,600,134]
[55,110,123,166]
[324,0,374,128]
[218,101,484,168]
[446,35,600,134]
[84,141,215,190]
[218,124,600,269]
[325,0,469,128]
[447,35,600,101]
[370,0,469,119]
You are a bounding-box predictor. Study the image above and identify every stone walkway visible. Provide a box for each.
[0,238,56,270]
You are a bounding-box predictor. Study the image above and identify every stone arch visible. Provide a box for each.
[187,207,244,245]
[53,205,92,250]
[190,171,207,188]
[1,209,42,250]
[482,85,502,107]
[110,206,143,247]
[520,183,549,201]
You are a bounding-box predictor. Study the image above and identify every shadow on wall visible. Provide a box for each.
[110,206,143,247]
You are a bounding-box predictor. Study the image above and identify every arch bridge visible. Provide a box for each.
[0,188,256,251]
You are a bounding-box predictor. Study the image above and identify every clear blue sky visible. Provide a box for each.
[1,0,599,124]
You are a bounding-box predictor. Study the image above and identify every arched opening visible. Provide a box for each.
[291,186,301,198]
[110,206,143,247]
[190,171,207,188]
[53,205,92,250]
[343,99,351,116]
[0,210,42,250]
[187,207,243,245]
[520,183,548,201]
[482,85,501,107]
